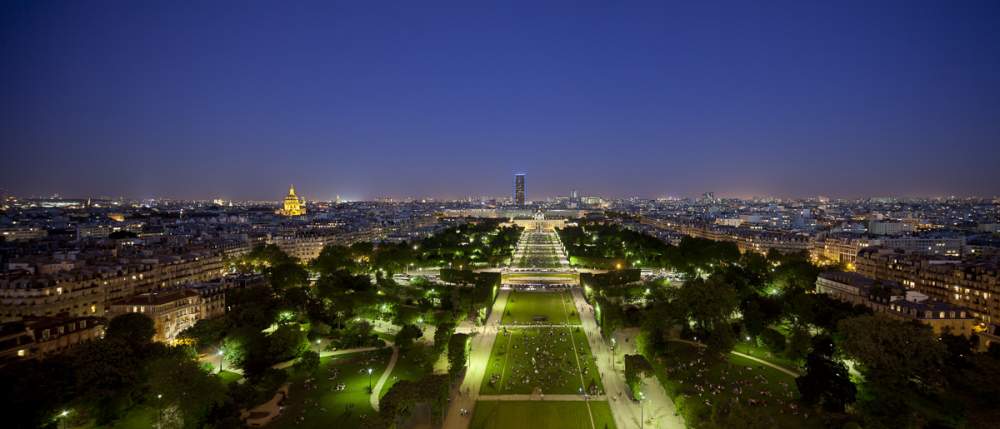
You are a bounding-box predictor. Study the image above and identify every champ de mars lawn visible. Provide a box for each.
[501,291,580,325]
[470,400,617,429]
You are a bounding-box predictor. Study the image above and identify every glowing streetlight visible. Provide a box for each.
[367,367,374,391]
[638,390,646,428]
[156,393,163,427]
[217,349,225,373]
[58,410,69,429]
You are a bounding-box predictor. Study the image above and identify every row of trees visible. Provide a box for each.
[308,220,522,276]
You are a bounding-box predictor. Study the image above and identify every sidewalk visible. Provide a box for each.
[572,289,685,429]
[441,289,510,429]
[370,345,400,410]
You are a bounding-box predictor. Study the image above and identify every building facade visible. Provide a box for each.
[514,174,525,207]
[856,248,1000,327]
[0,316,105,362]
[817,270,975,336]
[108,289,201,342]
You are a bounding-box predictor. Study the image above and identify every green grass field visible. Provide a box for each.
[470,400,617,429]
[377,347,432,399]
[269,349,391,429]
[218,369,243,384]
[501,291,580,325]
[651,341,822,428]
[481,327,603,395]
[88,406,156,429]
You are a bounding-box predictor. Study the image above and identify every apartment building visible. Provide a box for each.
[0,316,105,362]
[856,248,1000,326]
[0,251,226,322]
[108,289,200,342]
[817,270,975,336]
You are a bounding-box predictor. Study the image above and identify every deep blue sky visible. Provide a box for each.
[2,1,999,201]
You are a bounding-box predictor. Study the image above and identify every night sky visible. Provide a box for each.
[2,1,999,201]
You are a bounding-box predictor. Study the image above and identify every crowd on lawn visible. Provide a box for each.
[285,353,385,425]
[488,327,598,394]
[665,347,809,420]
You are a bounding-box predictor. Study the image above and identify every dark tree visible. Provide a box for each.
[105,312,156,346]
[295,350,320,373]
[433,320,455,352]
[269,262,308,292]
[146,355,227,428]
[796,352,856,412]
[837,315,946,389]
[448,333,469,379]
[760,328,786,354]
[394,324,423,350]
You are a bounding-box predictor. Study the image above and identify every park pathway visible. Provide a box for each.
[442,289,510,429]
[571,289,685,429]
[200,344,391,377]
[615,329,682,429]
[370,345,400,411]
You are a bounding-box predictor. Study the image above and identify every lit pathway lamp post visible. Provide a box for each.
[217,349,224,374]
[610,338,616,368]
[367,367,373,392]
[156,394,163,429]
[58,410,69,429]
[638,390,646,429]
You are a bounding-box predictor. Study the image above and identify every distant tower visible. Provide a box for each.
[514,174,526,207]
[279,185,306,216]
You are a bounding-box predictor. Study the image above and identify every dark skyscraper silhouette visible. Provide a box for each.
[515,174,525,207]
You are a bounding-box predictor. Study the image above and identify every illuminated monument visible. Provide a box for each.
[278,185,306,216]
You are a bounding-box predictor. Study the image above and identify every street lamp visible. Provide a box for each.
[58,410,69,429]
[156,394,163,428]
[367,367,373,392]
[638,391,646,429]
[217,349,224,373]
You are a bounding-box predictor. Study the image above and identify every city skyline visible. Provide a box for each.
[5,179,1000,203]
[5,3,1000,429]
[3,1,1000,200]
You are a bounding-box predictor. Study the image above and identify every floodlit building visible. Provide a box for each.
[278,185,307,216]
[108,289,201,342]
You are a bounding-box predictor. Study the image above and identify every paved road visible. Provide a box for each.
[442,289,510,429]
[571,289,685,429]
[371,345,400,410]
